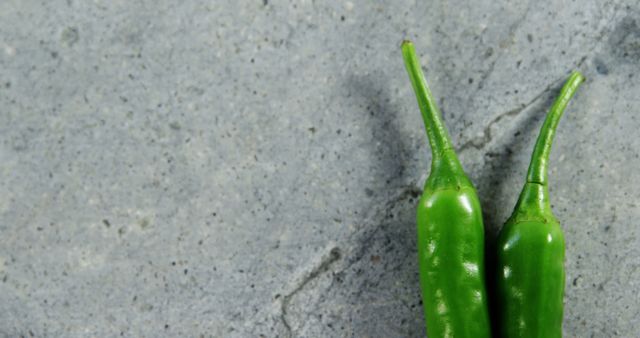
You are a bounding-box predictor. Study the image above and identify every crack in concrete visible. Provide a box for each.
[338,186,422,276]
[456,78,563,154]
[279,247,341,337]
[277,185,421,337]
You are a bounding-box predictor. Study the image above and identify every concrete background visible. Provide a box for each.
[1,0,638,337]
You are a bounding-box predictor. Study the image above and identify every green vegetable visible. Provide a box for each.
[402,40,491,338]
[496,71,584,338]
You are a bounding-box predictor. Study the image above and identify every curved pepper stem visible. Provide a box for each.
[526,71,585,186]
[511,71,584,220]
[401,41,454,162]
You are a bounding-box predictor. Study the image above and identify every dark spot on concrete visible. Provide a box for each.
[604,225,611,232]
[51,51,58,58]
[263,0,268,5]
[341,16,345,21]
[370,255,381,263]
[527,34,533,43]
[4,82,10,88]
[11,135,28,152]
[308,127,316,133]
[118,227,125,236]
[138,218,149,229]
[168,122,181,130]
[165,324,169,329]
[484,47,494,58]
[184,269,188,275]
[329,247,341,260]
[334,271,345,283]
[594,58,609,75]
[61,27,79,46]
[468,78,473,84]
[364,187,374,197]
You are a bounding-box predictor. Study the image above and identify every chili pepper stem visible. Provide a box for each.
[401,41,454,157]
[402,40,466,182]
[526,71,585,186]
[514,71,584,216]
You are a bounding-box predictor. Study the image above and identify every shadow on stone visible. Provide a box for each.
[329,74,424,337]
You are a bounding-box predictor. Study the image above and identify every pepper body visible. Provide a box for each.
[496,72,584,338]
[417,183,490,337]
[403,41,491,338]
[496,184,565,338]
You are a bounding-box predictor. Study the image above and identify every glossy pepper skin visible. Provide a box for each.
[402,41,491,338]
[496,71,584,338]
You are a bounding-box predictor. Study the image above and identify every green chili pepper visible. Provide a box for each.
[402,41,491,338]
[496,71,584,338]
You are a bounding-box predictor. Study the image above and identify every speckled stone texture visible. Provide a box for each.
[0,0,638,337]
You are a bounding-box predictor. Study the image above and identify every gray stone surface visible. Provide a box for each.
[0,0,638,337]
